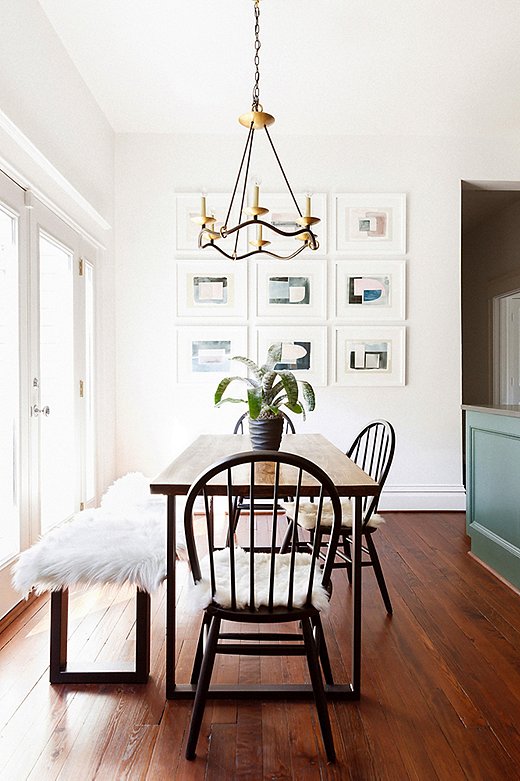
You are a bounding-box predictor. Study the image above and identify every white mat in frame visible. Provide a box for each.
[176,326,248,384]
[255,325,328,387]
[334,325,406,386]
[254,257,327,319]
[333,193,406,255]
[176,258,248,319]
[334,259,406,320]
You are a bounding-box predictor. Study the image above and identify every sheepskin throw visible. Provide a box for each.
[191,547,330,612]
[12,473,186,598]
[281,498,385,530]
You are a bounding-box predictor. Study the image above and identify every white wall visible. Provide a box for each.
[0,0,116,493]
[0,0,114,221]
[115,132,520,508]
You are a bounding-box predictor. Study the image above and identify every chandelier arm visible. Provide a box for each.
[222,217,317,241]
[248,245,309,261]
[199,239,311,262]
[198,240,240,260]
[263,125,303,217]
[233,123,256,258]
[224,123,255,230]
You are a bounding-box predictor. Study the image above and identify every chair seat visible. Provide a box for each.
[191,547,330,612]
[281,499,385,531]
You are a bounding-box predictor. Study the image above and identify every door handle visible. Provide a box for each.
[32,404,50,417]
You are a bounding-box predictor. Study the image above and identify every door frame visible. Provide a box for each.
[0,174,100,619]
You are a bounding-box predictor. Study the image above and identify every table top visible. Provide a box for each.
[150,433,378,497]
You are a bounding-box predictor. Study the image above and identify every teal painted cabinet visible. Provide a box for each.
[465,409,520,590]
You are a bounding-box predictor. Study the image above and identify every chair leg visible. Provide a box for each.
[225,497,242,547]
[186,614,222,760]
[312,614,334,685]
[342,534,352,583]
[279,518,294,553]
[301,616,335,763]
[365,533,393,615]
[190,614,211,684]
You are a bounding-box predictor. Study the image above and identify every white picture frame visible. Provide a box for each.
[176,259,248,319]
[254,258,327,320]
[334,259,406,320]
[247,192,327,256]
[175,193,247,255]
[334,193,406,254]
[334,326,406,386]
[176,326,248,384]
[255,326,328,386]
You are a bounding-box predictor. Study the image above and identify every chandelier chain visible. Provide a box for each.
[252,0,261,111]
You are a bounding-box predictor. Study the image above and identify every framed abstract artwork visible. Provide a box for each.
[334,326,406,386]
[334,193,406,254]
[175,193,247,254]
[176,259,247,319]
[176,326,248,384]
[255,258,327,319]
[334,259,406,320]
[247,192,327,255]
[255,326,327,386]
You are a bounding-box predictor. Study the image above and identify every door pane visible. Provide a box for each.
[85,261,95,501]
[0,204,19,563]
[39,232,75,533]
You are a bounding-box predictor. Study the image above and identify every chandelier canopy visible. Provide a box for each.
[194,0,320,261]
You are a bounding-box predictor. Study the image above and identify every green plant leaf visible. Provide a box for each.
[214,376,247,405]
[263,343,282,371]
[262,370,277,399]
[300,381,316,411]
[215,397,248,407]
[232,356,261,384]
[247,386,263,419]
[277,371,299,407]
[285,401,303,414]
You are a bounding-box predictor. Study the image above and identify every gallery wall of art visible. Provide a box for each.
[173,191,406,388]
[114,131,520,509]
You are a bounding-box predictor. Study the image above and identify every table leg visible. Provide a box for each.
[351,495,362,698]
[166,495,176,699]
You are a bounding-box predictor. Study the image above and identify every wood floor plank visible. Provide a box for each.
[2,512,520,780]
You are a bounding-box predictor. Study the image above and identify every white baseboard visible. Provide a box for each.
[378,485,466,511]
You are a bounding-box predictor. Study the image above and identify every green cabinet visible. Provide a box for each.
[465,409,520,590]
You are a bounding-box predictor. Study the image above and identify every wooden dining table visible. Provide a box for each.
[150,433,379,701]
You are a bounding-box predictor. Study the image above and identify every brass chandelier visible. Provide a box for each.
[194,0,320,261]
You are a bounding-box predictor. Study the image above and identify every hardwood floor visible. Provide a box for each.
[1,512,519,780]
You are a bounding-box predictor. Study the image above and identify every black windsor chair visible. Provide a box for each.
[281,420,396,614]
[183,449,342,763]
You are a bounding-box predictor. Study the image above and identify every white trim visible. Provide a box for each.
[0,109,111,238]
[378,484,466,511]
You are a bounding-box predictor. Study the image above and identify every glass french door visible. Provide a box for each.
[0,176,26,577]
[0,170,97,619]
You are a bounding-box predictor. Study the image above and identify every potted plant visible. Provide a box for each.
[214,343,316,450]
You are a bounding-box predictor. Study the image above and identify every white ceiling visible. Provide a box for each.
[37,0,520,137]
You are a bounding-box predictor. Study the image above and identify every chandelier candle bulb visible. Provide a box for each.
[305,195,311,218]
[253,184,260,208]
[201,195,207,218]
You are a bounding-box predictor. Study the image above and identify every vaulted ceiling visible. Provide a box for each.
[38,0,520,137]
